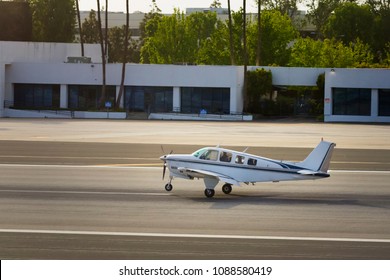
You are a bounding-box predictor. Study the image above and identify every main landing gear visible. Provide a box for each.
[222,183,232,194]
[204,184,232,198]
[163,182,233,198]
[204,188,215,198]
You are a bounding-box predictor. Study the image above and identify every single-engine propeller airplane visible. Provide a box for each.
[160,140,336,198]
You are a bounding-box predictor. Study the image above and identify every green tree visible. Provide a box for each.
[289,37,323,67]
[141,10,219,64]
[246,68,272,114]
[210,0,222,8]
[262,0,300,17]
[81,10,100,43]
[371,5,390,61]
[306,0,341,39]
[324,3,375,45]
[289,37,374,67]
[248,10,298,66]
[197,20,231,65]
[139,0,163,63]
[29,0,76,42]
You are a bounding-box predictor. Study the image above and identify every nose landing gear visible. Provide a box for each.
[165,183,173,192]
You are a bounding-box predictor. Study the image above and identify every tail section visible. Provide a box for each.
[297,141,336,173]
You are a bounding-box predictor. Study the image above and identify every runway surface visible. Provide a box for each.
[1,138,390,259]
[1,119,390,259]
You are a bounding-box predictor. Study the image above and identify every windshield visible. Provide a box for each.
[192,148,207,158]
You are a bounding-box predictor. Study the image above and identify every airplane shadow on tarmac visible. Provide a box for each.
[183,193,390,210]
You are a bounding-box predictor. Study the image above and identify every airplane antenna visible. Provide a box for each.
[243,147,249,153]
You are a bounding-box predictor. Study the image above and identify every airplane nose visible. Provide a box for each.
[160,155,166,161]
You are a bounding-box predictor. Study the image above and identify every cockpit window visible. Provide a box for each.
[248,158,257,166]
[235,155,245,164]
[220,151,232,162]
[199,149,219,161]
[192,148,207,158]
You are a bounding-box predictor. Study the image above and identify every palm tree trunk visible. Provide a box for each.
[227,0,235,65]
[75,0,84,56]
[105,0,108,60]
[116,0,130,109]
[256,0,261,66]
[243,0,248,112]
[97,0,106,109]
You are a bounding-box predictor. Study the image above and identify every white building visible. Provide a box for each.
[1,41,389,122]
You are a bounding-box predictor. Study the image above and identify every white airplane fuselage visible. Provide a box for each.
[164,149,328,184]
[160,141,335,197]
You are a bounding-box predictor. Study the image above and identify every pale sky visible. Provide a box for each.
[78,0,260,14]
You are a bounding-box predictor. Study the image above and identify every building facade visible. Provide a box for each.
[1,41,389,122]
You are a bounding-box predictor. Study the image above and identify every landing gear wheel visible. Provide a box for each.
[204,188,215,198]
[222,184,232,194]
[165,183,173,192]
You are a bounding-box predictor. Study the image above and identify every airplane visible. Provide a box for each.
[160,140,336,198]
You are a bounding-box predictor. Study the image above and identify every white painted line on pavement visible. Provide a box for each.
[1,164,390,174]
[0,228,389,243]
[0,189,169,196]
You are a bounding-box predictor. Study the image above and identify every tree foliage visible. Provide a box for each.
[306,0,341,39]
[81,10,100,44]
[28,0,75,42]
[246,68,273,114]
[248,10,298,66]
[324,3,375,45]
[289,37,374,67]
[82,10,139,63]
[141,10,221,64]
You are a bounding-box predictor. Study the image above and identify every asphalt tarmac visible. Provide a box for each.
[0,119,389,259]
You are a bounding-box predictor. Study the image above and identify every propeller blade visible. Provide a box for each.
[162,162,166,180]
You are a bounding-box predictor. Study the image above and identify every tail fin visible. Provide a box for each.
[297,141,336,172]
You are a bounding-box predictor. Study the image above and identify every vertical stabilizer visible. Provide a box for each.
[297,141,336,172]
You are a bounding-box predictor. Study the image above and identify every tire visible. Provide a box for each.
[165,183,173,192]
[222,184,232,194]
[204,188,215,198]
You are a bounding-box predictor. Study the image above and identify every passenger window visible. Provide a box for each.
[235,155,245,164]
[220,151,232,162]
[200,150,219,161]
[248,158,257,166]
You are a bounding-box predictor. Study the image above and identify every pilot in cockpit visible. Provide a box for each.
[220,151,232,162]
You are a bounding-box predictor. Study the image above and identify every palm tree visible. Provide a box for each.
[116,0,130,108]
[243,0,249,112]
[105,0,108,60]
[227,0,235,65]
[96,0,106,108]
[256,0,261,66]
[75,0,84,56]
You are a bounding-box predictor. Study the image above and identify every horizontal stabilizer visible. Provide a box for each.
[297,169,330,177]
[297,169,317,175]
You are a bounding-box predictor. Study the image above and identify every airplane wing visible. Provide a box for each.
[177,167,241,186]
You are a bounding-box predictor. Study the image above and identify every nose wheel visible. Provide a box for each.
[165,183,173,192]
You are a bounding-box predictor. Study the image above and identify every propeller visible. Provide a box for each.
[160,145,172,180]
[162,159,167,180]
